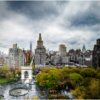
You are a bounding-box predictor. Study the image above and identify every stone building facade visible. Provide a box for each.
[92,39,100,68]
[35,33,46,67]
[4,44,25,67]
[70,50,92,66]
[59,44,66,57]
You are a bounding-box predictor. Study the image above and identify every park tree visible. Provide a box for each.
[81,77,92,87]
[6,72,14,80]
[71,79,100,99]
[96,68,100,73]
[70,68,80,74]
[35,69,58,88]
[71,86,86,99]
[80,68,96,77]
[35,73,50,87]
[15,70,19,75]
[70,73,83,84]
[14,70,19,77]
[0,68,3,78]
[61,67,72,75]
[1,65,9,77]
[48,70,58,87]
[85,79,100,99]
[96,72,100,79]
[41,67,57,73]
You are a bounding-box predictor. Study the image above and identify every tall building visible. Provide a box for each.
[30,41,32,51]
[82,44,86,53]
[0,56,4,67]
[92,39,100,69]
[4,44,25,67]
[59,44,66,57]
[35,33,46,67]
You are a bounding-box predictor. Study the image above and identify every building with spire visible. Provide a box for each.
[82,44,86,53]
[30,41,32,51]
[35,33,46,67]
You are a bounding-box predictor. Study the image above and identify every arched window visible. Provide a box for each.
[24,71,29,78]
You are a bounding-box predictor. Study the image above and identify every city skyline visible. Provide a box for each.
[0,1,100,54]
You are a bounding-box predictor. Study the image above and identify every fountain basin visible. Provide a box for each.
[9,88,28,97]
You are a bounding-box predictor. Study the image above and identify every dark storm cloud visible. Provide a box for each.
[69,1,100,27]
[69,12,100,27]
[6,1,59,20]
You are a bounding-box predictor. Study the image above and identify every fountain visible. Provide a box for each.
[9,88,28,97]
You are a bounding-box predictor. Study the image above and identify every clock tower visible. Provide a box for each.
[35,33,46,66]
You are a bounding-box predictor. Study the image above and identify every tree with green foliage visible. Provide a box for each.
[35,68,58,88]
[80,68,96,77]
[71,79,100,99]
[70,68,80,74]
[96,68,100,73]
[1,65,9,77]
[14,70,19,78]
[71,86,86,99]
[15,70,19,75]
[70,73,83,84]
[0,68,3,78]
[61,67,72,75]
[81,77,92,87]
[85,79,100,99]
[41,67,57,73]
[29,58,32,63]
[96,73,100,79]
[35,73,50,88]
[48,70,58,87]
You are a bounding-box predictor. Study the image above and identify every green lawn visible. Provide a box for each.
[0,78,17,84]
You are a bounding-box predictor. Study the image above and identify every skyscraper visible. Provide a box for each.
[82,44,86,53]
[35,33,46,67]
[30,41,32,51]
[59,44,66,57]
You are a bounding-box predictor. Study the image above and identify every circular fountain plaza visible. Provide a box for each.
[0,77,74,99]
[0,78,40,99]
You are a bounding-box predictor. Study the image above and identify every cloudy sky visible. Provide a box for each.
[0,1,100,54]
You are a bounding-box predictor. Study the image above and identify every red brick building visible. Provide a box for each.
[23,50,32,65]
